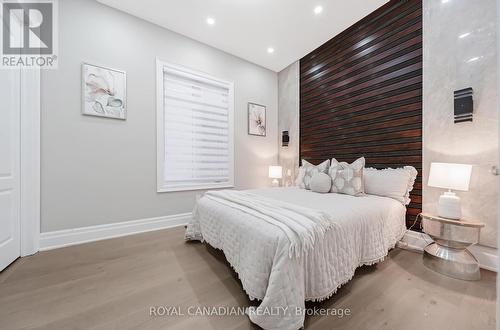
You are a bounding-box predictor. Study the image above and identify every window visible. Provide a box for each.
[156,60,234,192]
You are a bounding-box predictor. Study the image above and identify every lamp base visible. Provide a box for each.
[438,191,461,220]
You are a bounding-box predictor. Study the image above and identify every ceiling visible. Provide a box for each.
[96,0,388,72]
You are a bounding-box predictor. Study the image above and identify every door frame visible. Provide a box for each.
[19,68,40,256]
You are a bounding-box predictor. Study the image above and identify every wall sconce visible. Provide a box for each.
[454,87,473,123]
[282,131,289,147]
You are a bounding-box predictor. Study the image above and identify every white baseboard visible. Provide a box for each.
[400,230,498,272]
[39,213,191,251]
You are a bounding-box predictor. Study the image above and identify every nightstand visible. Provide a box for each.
[421,213,485,281]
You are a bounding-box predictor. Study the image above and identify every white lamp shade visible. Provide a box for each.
[428,162,472,191]
[268,166,283,179]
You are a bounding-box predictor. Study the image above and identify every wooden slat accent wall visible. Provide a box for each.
[299,0,422,228]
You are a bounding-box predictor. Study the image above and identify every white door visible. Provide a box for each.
[0,68,21,271]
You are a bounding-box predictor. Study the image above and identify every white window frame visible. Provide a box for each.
[156,58,235,193]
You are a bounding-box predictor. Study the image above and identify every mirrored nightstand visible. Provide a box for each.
[421,213,485,281]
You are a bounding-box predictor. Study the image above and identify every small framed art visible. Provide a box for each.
[248,102,266,136]
[82,63,127,120]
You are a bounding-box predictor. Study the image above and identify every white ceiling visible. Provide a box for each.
[96,0,388,72]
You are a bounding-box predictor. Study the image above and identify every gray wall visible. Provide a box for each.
[278,61,300,186]
[41,0,278,232]
[423,0,498,247]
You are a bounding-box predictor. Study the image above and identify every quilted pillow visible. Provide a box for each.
[296,159,330,189]
[364,166,418,205]
[328,157,365,196]
[310,173,332,193]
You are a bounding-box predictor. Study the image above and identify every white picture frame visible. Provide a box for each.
[248,102,266,136]
[82,63,127,120]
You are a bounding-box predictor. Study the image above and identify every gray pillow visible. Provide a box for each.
[310,173,332,193]
[329,157,365,196]
[300,159,330,190]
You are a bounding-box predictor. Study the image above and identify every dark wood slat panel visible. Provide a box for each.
[302,102,421,130]
[301,61,422,110]
[302,88,421,120]
[301,0,421,63]
[301,73,422,113]
[301,124,422,142]
[301,30,422,95]
[301,29,422,92]
[303,115,422,138]
[302,57,422,111]
[300,0,423,228]
[301,1,422,74]
[304,132,421,145]
[302,142,422,156]
[300,85,422,119]
[301,47,422,102]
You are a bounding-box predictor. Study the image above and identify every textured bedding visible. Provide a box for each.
[185,187,406,330]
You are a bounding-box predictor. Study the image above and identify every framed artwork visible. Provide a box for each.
[248,102,266,136]
[82,63,127,120]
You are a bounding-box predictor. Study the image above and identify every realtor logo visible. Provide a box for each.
[1,0,58,68]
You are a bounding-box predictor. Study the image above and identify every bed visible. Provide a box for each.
[185,187,407,330]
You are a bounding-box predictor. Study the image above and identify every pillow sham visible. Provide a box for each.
[328,157,365,196]
[310,173,332,193]
[296,159,330,189]
[364,166,418,205]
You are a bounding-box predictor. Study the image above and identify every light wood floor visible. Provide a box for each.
[0,226,496,330]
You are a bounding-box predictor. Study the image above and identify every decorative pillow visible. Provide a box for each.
[364,166,418,205]
[310,173,332,193]
[296,159,330,189]
[328,157,365,196]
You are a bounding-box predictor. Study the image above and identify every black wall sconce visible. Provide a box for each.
[282,131,289,147]
[454,87,473,123]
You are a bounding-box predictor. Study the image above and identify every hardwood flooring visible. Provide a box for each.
[0,226,496,330]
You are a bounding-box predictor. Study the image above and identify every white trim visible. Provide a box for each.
[39,213,191,251]
[400,230,498,272]
[155,58,235,193]
[19,67,41,256]
[158,184,234,193]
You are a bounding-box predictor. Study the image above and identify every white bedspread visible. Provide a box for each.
[185,187,406,330]
[203,190,333,258]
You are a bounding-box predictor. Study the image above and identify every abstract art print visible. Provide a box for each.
[248,102,266,136]
[82,63,127,120]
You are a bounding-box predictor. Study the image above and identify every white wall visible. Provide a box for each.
[41,0,278,232]
[423,0,498,248]
[278,61,300,186]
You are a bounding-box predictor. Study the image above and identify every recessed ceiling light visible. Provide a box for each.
[206,17,215,25]
[458,32,471,39]
[267,47,275,54]
[314,6,323,14]
[441,0,450,3]
[466,56,480,63]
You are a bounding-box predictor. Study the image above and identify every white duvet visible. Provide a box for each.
[185,187,407,330]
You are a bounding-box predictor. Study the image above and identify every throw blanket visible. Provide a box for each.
[203,190,333,258]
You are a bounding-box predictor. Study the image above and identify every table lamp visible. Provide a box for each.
[268,166,282,187]
[427,162,472,220]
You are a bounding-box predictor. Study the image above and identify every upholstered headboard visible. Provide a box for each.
[299,0,422,227]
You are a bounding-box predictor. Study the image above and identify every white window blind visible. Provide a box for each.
[157,61,234,192]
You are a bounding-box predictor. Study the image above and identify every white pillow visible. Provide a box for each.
[310,173,332,193]
[364,166,418,205]
[295,159,330,189]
